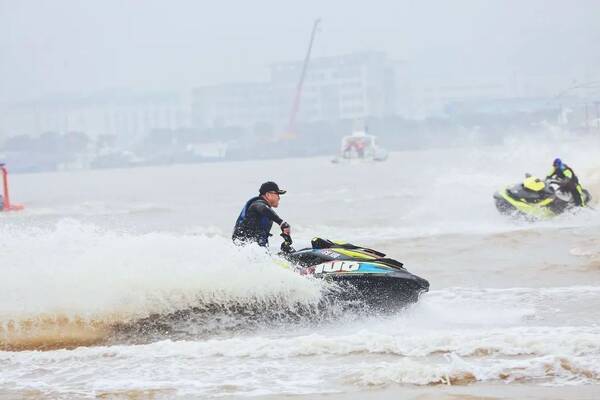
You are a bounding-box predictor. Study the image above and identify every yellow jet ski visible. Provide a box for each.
[494,174,591,219]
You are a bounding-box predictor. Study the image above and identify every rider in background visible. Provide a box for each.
[547,158,585,206]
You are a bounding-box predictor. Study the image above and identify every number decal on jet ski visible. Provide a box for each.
[314,261,361,274]
[321,250,341,259]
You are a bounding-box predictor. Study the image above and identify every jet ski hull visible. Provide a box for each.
[493,189,556,218]
[285,239,430,310]
[321,271,429,309]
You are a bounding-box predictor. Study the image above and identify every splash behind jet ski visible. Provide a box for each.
[110,237,430,342]
[493,174,592,219]
[279,235,429,310]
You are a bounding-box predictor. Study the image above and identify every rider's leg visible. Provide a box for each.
[576,184,585,206]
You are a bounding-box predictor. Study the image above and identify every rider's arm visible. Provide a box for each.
[563,169,573,180]
[252,201,283,225]
[546,167,556,179]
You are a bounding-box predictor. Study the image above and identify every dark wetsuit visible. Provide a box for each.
[232,196,283,247]
[547,164,585,206]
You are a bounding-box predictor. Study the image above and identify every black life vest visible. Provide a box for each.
[552,164,579,184]
[232,196,272,246]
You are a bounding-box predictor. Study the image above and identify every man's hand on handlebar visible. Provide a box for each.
[281,221,291,235]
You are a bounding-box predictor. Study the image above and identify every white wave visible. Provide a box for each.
[345,353,600,386]
[3,326,600,396]
[0,220,324,323]
[571,239,600,258]
[90,326,599,360]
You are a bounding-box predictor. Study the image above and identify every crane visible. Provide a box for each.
[283,18,321,140]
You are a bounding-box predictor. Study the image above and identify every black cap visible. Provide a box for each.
[259,181,286,195]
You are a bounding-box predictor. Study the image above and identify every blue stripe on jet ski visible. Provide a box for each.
[358,263,393,274]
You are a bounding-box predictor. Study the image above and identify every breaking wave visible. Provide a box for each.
[0,220,333,350]
[3,323,599,396]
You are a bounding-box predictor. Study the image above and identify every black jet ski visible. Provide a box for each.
[279,235,429,310]
[493,174,592,219]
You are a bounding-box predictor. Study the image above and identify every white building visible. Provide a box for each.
[397,73,587,117]
[191,82,273,129]
[191,51,397,130]
[270,51,397,123]
[0,91,191,144]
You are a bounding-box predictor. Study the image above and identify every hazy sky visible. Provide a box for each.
[1,0,599,103]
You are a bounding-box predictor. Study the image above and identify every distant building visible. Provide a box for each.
[191,51,397,130]
[0,91,190,144]
[400,74,585,117]
[191,82,274,129]
[270,51,397,123]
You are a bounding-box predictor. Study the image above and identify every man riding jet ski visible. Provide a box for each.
[279,234,429,309]
[493,173,592,219]
[547,158,586,206]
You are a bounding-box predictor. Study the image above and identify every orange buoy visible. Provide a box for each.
[1,163,24,212]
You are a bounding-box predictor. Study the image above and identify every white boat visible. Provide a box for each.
[332,128,388,163]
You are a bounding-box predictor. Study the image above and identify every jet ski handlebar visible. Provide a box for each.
[280,233,296,254]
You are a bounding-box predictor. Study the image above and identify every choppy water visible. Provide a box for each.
[1,133,600,399]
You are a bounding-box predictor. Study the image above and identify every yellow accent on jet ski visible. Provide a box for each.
[498,189,555,218]
[311,238,349,246]
[523,177,545,192]
[273,258,292,270]
[333,248,376,260]
[576,184,587,206]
